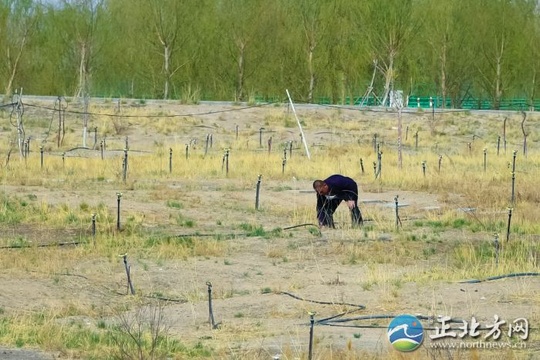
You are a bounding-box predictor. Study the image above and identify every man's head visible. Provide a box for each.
[313,180,329,196]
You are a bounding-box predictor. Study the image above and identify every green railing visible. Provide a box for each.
[208,94,540,111]
[407,96,539,111]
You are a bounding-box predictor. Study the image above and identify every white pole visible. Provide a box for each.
[286,89,311,160]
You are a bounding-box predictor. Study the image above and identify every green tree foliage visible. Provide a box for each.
[0,0,539,107]
[0,0,41,98]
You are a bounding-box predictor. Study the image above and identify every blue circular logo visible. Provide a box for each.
[387,314,424,352]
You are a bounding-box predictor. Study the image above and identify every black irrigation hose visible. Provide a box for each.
[279,291,366,324]
[280,291,366,309]
[174,223,322,238]
[279,292,476,329]
[319,314,462,326]
[281,270,540,330]
[459,272,540,283]
[282,223,319,230]
[0,241,81,249]
[24,100,283,119]
[145,294,188,303]
[0,102,17,108]
[0,223,320,250]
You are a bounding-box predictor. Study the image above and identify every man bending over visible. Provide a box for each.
[313,174,363,228]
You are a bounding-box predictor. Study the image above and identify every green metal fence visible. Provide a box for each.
[222,94,540,111]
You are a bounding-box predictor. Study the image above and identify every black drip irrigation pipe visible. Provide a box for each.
[280,291,366,309]
[0,224,321,250]
[0,221,379,251]
[459,272,540,283]
[279,292,475,330]
[281,272,540,330]
[174,223,323,238]
[0,241,81,249]
[282,223,319,230]
[279,291,366,324]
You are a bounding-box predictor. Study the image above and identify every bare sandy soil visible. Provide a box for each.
[0,101,538,359]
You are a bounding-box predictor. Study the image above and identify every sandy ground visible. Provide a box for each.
[0,101,538,359]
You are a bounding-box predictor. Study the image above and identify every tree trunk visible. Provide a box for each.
[75,42,88,99]
[494,36,505,110]
[236,41,245,102]
[163,44,170,99]
[380,54,394,107]
[5,42,25,98]
[307,43,315,104]
[440,42,447,109]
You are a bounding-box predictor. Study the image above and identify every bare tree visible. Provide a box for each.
[299,1,325,104]
[474,0,520,110]
[0,0,40,99]
[55,0,105,147]
[358,0,417,107]
[151,1,179,100]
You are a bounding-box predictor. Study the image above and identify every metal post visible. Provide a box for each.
[222,150,230,175]
[405,125,409,141]
[259,127,264,148]
[255,175,262,210]
[395,195,401,229]
[225,150,229,174]
[422,161,426,177]
[285,89,311,159]
[415,131,419,150]
[268,136,272,154]
[100,140,104,160]
[282,158,286,174]
[377,150,382,178]
[497,136,500,156]
[62,152,65,168]
[40,146,44,169]
[185,144,189,159]
[438,155,442,173]
[308,313,315,360]
[205,134,210,156]
[289,141,293,158]
[122,149,128,182]
[116,193,122,231]
[207,281,216,328]
[91,213,96,247]
[235,125,239,140]
[122,254,135,295]
[506,208,513,242]
[483,148,487,172]
[360,158,365,174]
[169,148,173,173]
[373,162,377,179]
